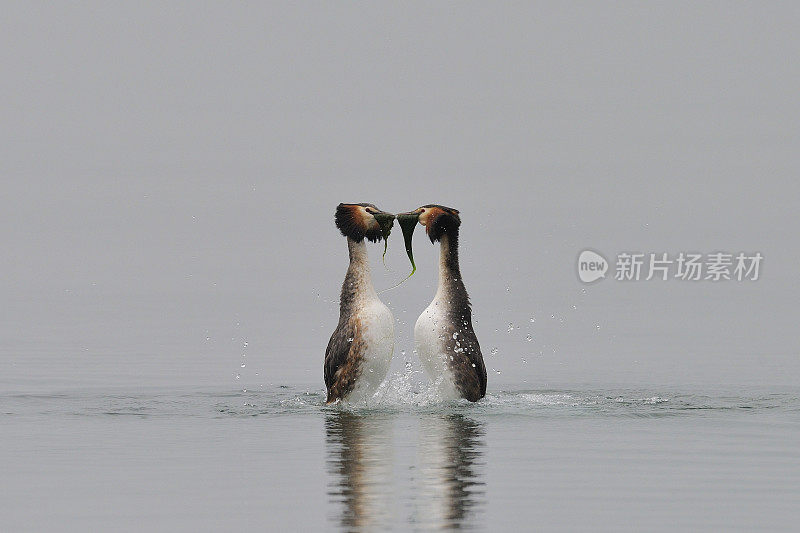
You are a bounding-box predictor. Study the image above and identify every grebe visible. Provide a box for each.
[324,203,395,404]
[398,205,486,401]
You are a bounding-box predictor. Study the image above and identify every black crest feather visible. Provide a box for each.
[423,204,461,243]
[335,203,383,243]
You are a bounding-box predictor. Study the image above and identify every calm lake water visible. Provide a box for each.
[2,381,798,532]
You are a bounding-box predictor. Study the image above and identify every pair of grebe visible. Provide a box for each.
[324,203,487,404]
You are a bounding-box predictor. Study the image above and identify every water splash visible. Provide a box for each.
[7,386,797,420]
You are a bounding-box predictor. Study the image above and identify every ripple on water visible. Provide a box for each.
[1,379,797,420]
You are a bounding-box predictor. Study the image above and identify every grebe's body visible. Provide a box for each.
[407,206,486,401]
[324,203,395,404]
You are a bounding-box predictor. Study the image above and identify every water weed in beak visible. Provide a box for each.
[375,211,419,294]
[373,212,395,264]
[397,212,420,278]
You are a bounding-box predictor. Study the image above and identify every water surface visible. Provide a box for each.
[2,383,798,531]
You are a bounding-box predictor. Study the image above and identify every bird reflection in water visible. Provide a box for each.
[326,411,485,531]
[325,412,396,531]
[414,414,486,530]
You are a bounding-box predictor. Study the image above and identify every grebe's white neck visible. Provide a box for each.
[340,238,378,313]
[347,237,370,268]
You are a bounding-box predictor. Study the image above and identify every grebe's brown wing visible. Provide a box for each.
[324,319,365,402]
[439,316,487,401]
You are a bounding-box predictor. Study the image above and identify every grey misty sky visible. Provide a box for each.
[1,2,798,389]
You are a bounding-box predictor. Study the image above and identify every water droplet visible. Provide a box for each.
[240,363,246,368]
[571,305,577,310]
[452,332,459,339]
[243,341,248,347]
[550,314,555,319]
[471,363,476,368]
[490,347,499,356]
[369,368,374,373]
[235,374,241,380]
[205,336,210,341]
[526,334,533,342]
[494,369,501,375]
[506,323,514,333]
[529,317,535,323]
[522,357,527,364]
[595,324,601,330]
[404,361,413,371]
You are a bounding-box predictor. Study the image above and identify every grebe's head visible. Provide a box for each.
[335,203,395,243]
[398,204,460,243]
[395,204,460,276]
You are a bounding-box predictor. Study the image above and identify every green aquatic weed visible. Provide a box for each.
[372,211,395,264]
[397,212,420,278]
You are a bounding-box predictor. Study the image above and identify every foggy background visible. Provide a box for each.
[2,2,798,393]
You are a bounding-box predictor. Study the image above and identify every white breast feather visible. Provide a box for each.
[414,298,459,399]
[350,297,394,399]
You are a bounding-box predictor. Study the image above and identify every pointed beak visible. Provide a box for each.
[396,211,421,275]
